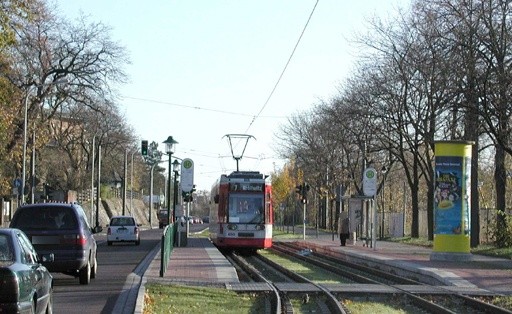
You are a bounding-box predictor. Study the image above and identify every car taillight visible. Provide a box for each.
[0,272,19,302]
[107,227,112,235]
[77,235,87,246]
[134,227,139,235]
[61,234,87,246]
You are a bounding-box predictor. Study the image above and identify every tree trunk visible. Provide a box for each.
[410,184,419,238]
[494,145,507,247]
[470,143,480,247]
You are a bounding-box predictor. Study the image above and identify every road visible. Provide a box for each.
[51,227,162,313]
[50,223,208,313]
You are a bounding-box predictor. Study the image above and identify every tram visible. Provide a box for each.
[209,170,273,251]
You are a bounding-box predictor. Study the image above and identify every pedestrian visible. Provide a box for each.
[338,211,350,246]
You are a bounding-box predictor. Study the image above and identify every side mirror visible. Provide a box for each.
[93,226,103,233]
[137,223,142,227]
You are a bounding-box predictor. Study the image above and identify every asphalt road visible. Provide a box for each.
[50,222,209,313]
[51,227,162,314]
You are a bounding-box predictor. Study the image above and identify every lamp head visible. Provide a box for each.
[163,136,178,154]
[172,159,180,172]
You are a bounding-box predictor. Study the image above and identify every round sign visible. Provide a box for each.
[182,159,193,169]
[363,167,377,197]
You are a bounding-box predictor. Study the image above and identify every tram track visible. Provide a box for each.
[272,241,512,313]
[228,251,348,314]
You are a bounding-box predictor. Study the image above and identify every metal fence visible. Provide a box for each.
[159,223,176,277]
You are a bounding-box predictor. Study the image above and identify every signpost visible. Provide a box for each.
[363,167,377,249]
[363,168,377,197]
[180,158,194,193]
[180,158,194,240]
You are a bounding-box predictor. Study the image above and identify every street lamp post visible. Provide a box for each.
[149,163,158,228]
[95,144,102,230]
[163,136,178,226]
[21,86,35,205]
[90,134,96,224]
[21,79,67,205]
[130,150,136,212]
[172,159,180,223]
[122,149,127,215]
[30,126,36,203]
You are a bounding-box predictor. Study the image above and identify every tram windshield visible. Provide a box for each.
[228,194,264,223]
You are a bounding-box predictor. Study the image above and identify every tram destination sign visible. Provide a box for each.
[230,182,264,192]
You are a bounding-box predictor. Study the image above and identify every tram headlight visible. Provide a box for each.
[227,224,238,230]
[255,224,265,230]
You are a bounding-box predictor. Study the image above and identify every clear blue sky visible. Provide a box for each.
[54,0,409,191]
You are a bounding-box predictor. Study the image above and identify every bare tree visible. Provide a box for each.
[472,0,512,246]
[4,5,131,193]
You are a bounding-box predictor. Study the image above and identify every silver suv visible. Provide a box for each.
[10,202,100,285]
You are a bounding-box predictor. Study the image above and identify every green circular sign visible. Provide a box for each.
[183,159,193,169]
[366,169,375,178]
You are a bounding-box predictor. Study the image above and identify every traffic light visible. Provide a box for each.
[182,192,193,202]
[295,184,303,196]
[182,185,196,202]
[43,183,55,200]
[141,140,148,156]
[295,183,309,203]
[302,183,310,204]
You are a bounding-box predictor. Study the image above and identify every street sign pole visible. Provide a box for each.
[363,168,377,250]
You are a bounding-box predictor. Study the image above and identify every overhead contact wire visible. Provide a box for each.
[246,0,320,132]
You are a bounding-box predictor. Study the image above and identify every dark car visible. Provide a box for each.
[10,202,99,285]
[0,228,53,313]
[157,209,169,229]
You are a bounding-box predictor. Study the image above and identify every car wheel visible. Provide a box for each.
[90,254,97,279]
[79,260,91,285]
[45,287,53,314]
[136,239,140,245]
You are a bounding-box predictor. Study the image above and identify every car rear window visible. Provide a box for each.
[110,217,135,226]
[12,206,78,230]
[0,235,12,261]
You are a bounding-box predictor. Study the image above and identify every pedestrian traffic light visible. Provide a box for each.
[141,140,148,156]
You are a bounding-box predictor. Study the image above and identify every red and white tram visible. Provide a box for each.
[209,171,273,251]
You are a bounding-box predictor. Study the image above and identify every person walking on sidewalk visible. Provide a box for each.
[338,211,350,246]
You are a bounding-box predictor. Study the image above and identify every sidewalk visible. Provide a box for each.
[142,237,239,285]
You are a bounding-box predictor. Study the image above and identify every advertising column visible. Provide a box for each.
[431,140,474,261]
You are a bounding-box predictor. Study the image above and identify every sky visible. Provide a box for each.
[53,0,409,192]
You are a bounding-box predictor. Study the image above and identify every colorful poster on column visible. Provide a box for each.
[434,156,470,235]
